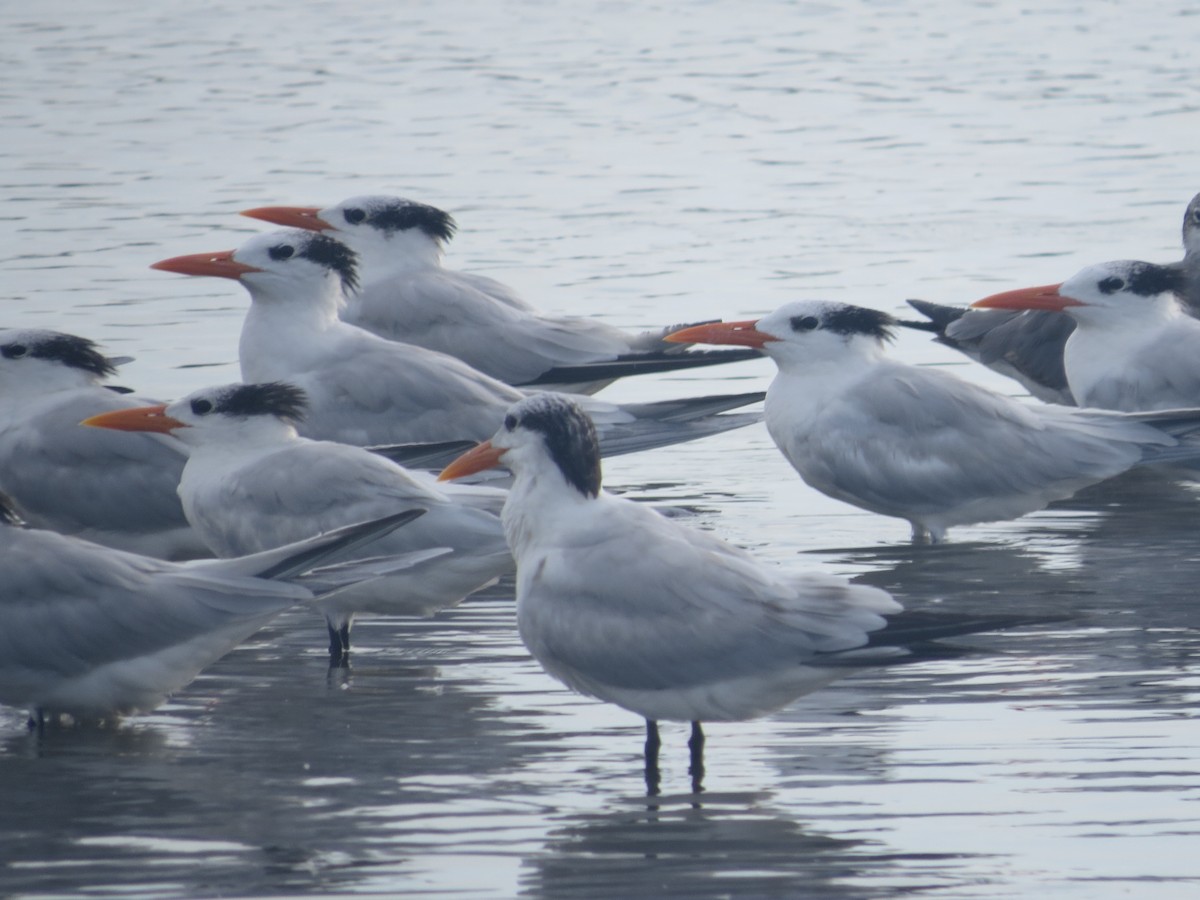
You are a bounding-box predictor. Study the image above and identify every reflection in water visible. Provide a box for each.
[521,792,895,900]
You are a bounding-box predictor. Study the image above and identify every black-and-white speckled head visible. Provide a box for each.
[0,329,117,379]
[321,195,457,244]
[496,393,601,498]
[233,229,360,296]
[1060,260,1188,313]
[172,382,308,427]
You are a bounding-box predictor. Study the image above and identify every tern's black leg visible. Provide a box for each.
[27,708,45,735]
[327,622,351,668]
[688,721,706,793]
[644,719,661,796]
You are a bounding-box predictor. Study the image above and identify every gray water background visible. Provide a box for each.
[2,1,1199,896]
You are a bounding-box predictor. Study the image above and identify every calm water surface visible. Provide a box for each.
[2,1,1200,897]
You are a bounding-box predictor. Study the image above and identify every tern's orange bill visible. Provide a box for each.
[80,405,188,434]
[240,206,330,231]
[970,282,1082,312]
[150,250,263,279]
[662,319,777,349]
[438,440,505,481]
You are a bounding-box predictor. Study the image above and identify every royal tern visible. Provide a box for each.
[902,192,1200,404]
[439,393,1057,793]
[0,328,207,559]
[150,229,763,454]
[240,195,760,392]
[972,260,1200,412]
[84,381,508,665]
[666,301,1200,542]
[0,500,430,725]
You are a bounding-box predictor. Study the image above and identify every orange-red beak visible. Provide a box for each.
[150,250,263,280]
[663,319,777,349]
[240,206,331,231]
[81,405,188,434]
[970,282,1083,312]
[438,440,506,481]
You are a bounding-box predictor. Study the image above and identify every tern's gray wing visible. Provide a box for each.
[184,441,494,553]
[904,301,1075,404]
[518,497,896,696]
[0,530,307,714]
[785,364,1158,522]
[949,309,1075,399]
[347,269,636,384]
[284,340,523,446]
[0,388,201,557]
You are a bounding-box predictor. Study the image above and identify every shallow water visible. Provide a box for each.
[2,1,1200,897]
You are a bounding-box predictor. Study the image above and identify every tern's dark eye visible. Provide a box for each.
[190,398,214,416]
[343,208,367,225]
[503,414,517,431]
[1098,276,1125,294]
[2,344,28,359]
[789,315,819,332]
[268,244,295,261]
[1192,208,1200,225]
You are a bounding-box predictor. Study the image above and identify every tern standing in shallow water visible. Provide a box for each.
[83,381,506,666]
[0,501,430,726]
[667,301,1200,543]
[440,393,1053,793]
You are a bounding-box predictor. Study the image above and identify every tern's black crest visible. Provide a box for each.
[362,199,457,243]
[1100,262,1186,299]
[297,233,360,294]
[821,305,896,341]
[1,332,116,378]
[213,382,308,424]
[508,394,601,498]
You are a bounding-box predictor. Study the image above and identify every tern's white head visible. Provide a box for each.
[662,300,897,371]
[83,381,307,449]
[439,393,602,499]
[973,260,1188,328]
[151,230,359,313]
[0,329,119,396]
[241,195,457,272]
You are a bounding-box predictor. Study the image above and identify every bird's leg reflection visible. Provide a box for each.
[327,622,351,668]
[644,719,661,796]
[688,721,705,793]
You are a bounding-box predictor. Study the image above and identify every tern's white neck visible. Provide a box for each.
[342,228,444,280]
[501,461,596,558]
[761,338,887,449]
[238,286,351,382]
[1068,294,1184,334]
[1063,296,1197,409]
[0,365,101,409]
[176,419,301,504]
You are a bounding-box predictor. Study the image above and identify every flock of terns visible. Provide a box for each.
[4,191,1200,792]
